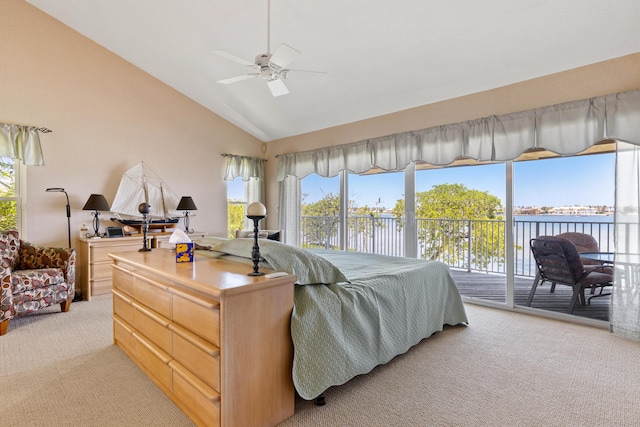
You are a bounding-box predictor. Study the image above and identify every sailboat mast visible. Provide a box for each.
[141,175,149,205]
[160,185,167,218]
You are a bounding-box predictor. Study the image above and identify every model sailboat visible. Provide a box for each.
[110,162,181,226]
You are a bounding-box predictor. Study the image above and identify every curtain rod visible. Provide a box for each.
[221,153,266,161]
[1,122,52,133]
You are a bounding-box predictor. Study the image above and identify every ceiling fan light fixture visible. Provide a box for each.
[260,67,272,79]
[267,78,289,97]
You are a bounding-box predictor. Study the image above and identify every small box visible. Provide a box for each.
[176,243,194,263]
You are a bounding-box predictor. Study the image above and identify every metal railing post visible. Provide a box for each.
[371,213,376,254]
[467,219,472,272]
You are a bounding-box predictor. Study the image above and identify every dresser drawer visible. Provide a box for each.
[91,245,114,263]
[133,332,173,391]
[171,360,220,427]
[91,262,112,279]
[170,323,220,392]
[134,274,172,319]
[112,265,135,295]
[91,277,113,297]
[113,289,135,325]
[113,315,136,356]
[92,242,142,262]
[132,301,172,355]
[172,289,220,346]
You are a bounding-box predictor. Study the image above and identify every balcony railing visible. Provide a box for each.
[300,215,615,277]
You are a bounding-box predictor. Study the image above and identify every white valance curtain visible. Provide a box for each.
[0,123,45,165]
[277,90,640,181]
[277,89,640,339]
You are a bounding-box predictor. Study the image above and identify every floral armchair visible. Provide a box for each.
[0,230,76,335]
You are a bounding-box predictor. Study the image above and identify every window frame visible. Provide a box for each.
[0,157,25,235]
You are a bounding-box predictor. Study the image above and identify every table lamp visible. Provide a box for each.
[82,194,110,237]
[177,196,197,234]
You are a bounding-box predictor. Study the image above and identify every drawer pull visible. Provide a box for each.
[131,302,171,327]
[112,288,132,304]
[113,314,134,333]
[171,287,220,309]
[133,273,170,291]
[112,263,135,274]
[132,332,172,364]
[169,323,219,356]
[170,360,220,402]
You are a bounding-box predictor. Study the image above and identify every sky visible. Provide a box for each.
[298,153,615,209]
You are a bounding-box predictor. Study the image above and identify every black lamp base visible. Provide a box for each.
[139,213,152,252]
[247,215,266,276]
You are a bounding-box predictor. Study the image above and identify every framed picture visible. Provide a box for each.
[106,226,125,238]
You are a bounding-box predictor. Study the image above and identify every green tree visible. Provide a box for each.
[301,193,340,248]
[227,202,245,238]
[0,158,17,230]
[393,183,504,268]
[301,193,386,250]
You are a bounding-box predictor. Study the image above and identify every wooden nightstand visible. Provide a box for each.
[78,236,151,300]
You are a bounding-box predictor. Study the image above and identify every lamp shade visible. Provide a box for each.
[82,194,110,211]
[247,202,266,217]
[177,196,197,211]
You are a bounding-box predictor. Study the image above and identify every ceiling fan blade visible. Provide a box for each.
[266,78,289,97]
[269,43,300,68]
[286,68,328,75]
[212,50,255,67]
[217,74,258,84]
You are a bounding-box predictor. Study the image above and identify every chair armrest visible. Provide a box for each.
[584,264,611,274]
[17,242,76,287]
[1,257,14,317]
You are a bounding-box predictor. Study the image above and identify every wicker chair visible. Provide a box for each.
[555,231,613,295]
[556,232,609,266]
[528,236,612,313]
[0,230,76,335]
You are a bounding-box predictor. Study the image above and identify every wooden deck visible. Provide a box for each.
[449,269,610,322]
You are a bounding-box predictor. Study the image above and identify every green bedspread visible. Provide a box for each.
[194,238,468,400]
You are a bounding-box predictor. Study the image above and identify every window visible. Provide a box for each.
[301,174,339,248]
[227,178,245,238]
[348,170,404,256]
[0,157,23,233]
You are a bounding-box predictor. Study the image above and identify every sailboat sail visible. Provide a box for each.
[110,162,181,222]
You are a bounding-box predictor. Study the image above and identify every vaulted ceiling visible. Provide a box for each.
[27,0,640,142]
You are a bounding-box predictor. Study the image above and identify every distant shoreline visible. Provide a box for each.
[514,213,613,217]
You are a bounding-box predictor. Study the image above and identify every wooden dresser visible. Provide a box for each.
[109,250,296,427]
[78,236,151,300]
[78,233,205,300]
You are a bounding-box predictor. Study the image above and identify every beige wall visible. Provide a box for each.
[4,1,640,240]
[1,0,262,246]
[265,53,640,228]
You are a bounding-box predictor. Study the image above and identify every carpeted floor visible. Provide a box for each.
[2,296,640,426]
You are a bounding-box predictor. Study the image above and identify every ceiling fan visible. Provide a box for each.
[213,0,325,97]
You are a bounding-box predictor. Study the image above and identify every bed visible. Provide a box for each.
[194,237,468,401]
